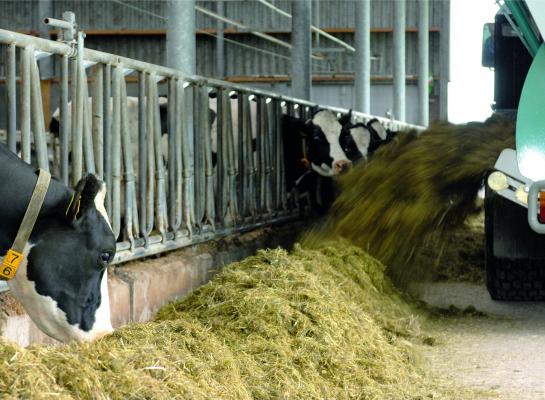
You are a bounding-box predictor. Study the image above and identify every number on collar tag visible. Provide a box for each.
[1,249,24,280]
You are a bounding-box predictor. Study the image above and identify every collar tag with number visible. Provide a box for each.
[1,249,24,280]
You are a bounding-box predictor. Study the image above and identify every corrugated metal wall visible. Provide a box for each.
[0,0,449,123]
[0,0,447,77]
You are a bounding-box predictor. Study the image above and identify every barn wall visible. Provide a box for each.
[0,0,449,125]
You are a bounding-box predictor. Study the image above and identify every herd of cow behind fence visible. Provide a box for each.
[0,27,421,264]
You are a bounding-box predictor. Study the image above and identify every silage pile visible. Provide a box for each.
[0,241,464,399]
[306,114,514,286]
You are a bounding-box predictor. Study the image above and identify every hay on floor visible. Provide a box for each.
[0,241,472,399]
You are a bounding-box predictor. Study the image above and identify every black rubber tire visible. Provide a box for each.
[485,186,545,300]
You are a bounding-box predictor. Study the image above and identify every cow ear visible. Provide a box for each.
[338,109,352,126]
[66,174,105,220]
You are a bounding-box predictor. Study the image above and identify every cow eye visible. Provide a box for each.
[99,252,112,266]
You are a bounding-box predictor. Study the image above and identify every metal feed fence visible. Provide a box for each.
[0,16,423,268]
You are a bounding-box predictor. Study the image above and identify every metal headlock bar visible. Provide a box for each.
[0,18,423,275]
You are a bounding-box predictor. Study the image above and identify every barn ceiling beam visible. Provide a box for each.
[195,5,324,60]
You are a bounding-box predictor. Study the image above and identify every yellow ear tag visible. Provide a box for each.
[1,249,24,280]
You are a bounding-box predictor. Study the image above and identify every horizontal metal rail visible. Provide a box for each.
[0,28,423,133]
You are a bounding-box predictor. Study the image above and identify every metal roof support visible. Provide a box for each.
[256,0,355,52]
[393,0,406,121]
[418,0,429,126]
[291,0,312,101]
[167,0,195,75]
[216,0,225,78]
[355,0,371,114]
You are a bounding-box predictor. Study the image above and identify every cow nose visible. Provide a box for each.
[334,160,352,174]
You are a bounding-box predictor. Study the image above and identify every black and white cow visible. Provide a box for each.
[282,109,353,212]
[339,116,398,164]
[0,143,115,342]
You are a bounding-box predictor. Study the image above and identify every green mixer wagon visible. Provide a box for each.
[485,0,545,300]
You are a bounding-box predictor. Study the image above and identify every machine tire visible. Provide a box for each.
[485,185,545,300]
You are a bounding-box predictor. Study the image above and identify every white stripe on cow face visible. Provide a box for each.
[351,126,371,158]
[311,110,350,176]
[94,183,112,232]
[368,119,388,141]
[7,243,113,343]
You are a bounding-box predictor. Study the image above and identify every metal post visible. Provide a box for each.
[439,0,450,120]
[92,65,104,177]
[30,52,49,170]
[216,0,225,78]
[138,72,147,241]
[167,0,196,75]
[103,64,112,214]
[355,0,371,114]
[37,0,53,78]
[291,0,311,100]
[6,43,16,153]
[393,0,406,121]
[418,0,429,126]
[60,55,69,184]
[21,47,31,163]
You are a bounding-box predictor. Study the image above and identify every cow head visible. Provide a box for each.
[8,174,116,343]
[304,110,352,176]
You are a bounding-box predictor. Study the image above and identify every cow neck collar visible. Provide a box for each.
[1,169,51,280]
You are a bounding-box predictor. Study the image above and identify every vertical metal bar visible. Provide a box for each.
[37,0,53,79]
[146,73,156,237]
[103,64,112,214]
[393,0,406,121]
[111,65,122,240]
[174,79,183,233]
[168,78,177,231]
[262,98,273,214]
[72,33,85,184]
[60,55,69,184]
[216,89,226,223]
[152,77,167,241]
[178,81,193,236]
[193,85,205,228]
[216,0,225,79]
[256,96,264,215]
[81,66,95,174]
[6,43,16,154]
[30,50,49,170]
[120,73,138,248]
[20,47,31,164]
[439,0,450,120]
[355,0,371,114]
[237,92,244,217]
[243,94,256,219]
[92,65,104,178]
[418,0,429,126]
[138,71,148,242]
[202,86,215,229]
[224,91,238,222]
[167,0,196,75]
[276,99,287,210]
[291,0,312,100]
